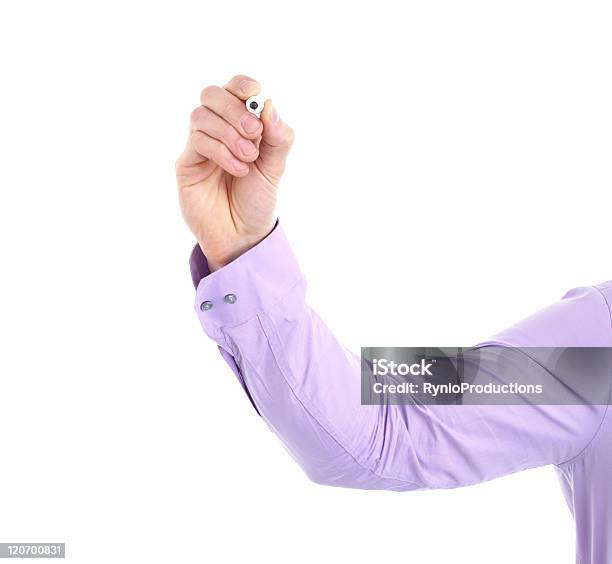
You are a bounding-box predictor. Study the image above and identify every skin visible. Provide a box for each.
[176,74,295,271]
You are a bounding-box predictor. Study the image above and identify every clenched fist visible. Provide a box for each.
[176,75,294,271]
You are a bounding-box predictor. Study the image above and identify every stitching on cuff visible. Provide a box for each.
[207,274,306,332]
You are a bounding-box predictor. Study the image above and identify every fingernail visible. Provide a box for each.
[232,157,249,173]
[239,79,256,93]
[241,114,261,134]
[269,104,280,124]
[238,138,257,156]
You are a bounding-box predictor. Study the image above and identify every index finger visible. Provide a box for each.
[223,74,262,101]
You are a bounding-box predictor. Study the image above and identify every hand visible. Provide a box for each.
[176,75,295,271]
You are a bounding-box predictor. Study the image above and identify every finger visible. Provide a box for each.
[191,130,250,177]
[200,85,263,140]
[256,99,295,184]
[175,134,217,187]
[223,74,261,101]
[190,106,259,162]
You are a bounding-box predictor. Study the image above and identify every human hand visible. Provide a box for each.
[176,75,294,271]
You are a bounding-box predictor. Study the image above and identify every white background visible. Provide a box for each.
[1,1,610,563]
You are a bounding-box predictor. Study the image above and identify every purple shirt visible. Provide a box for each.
[190,222,612,564]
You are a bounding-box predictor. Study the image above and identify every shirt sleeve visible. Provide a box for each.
[190,222,612,490]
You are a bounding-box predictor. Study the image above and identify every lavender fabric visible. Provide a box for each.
[190,222,612,563]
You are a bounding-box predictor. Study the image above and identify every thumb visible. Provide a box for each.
[255,99,295,184]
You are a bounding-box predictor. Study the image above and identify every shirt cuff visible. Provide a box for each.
[190,221,306,341]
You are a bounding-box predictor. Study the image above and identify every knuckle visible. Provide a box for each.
[189,106,206,125]
[189,130,203,149]
[222,98,238,119]
[211,142,226,163]
[233,73,256,84]
[285,126,296,146]
[200,84,219,103]
[223,122,238,142]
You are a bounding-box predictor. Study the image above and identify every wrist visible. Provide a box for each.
[200,222,277,273]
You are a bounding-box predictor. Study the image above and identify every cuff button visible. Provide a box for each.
[223,293,237,304]
[200,300,214,311]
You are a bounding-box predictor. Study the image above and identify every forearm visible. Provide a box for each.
[191,222,417,489]
[191,223,612,490]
